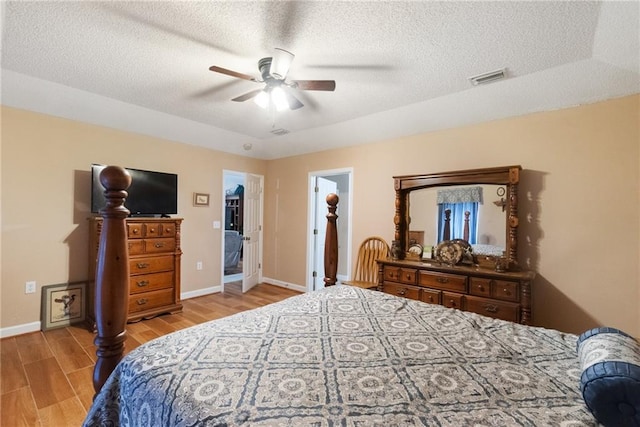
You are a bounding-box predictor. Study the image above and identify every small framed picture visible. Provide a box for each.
[41,282,87,331]
[193,192,210,206]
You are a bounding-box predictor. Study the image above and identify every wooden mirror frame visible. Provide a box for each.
[392,165,522,266]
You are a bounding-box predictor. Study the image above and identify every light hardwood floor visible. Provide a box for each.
[0,282,300,426]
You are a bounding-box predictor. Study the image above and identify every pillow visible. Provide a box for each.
[576,327,640,426]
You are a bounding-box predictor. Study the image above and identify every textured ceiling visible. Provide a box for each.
[1,1,639,159]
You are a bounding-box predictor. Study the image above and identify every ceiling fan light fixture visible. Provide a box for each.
[271,87,290,111]
[270,48,294,79]
[254,89,270,109]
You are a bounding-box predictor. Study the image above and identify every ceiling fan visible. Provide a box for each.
[209,48,336,111]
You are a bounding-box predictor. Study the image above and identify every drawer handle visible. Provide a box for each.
[449,299,456,306]
[436,277,449,284]
[136,298,148,305]
[503,288,511,295]
[136,262,150,269]
[397,289,406,296]
[154,242,165,248]
[427,296,433,302]
[405,274,412,280]
[136,280,149,287]
[483,304,499,313]
[132,229,139,234]
[165,228,172,234]
[477,285,485,291]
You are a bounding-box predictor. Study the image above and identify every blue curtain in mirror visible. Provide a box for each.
[437,202,479,243]
[436,186,482,243]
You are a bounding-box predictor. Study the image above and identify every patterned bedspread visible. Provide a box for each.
[84,286,597,426]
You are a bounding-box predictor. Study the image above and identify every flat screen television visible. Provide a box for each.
[91,164,178,216]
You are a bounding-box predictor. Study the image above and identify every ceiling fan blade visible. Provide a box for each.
[232,89,263,102]
[285,91,304,110]
[291,80,336,91]
[209,66,257,82]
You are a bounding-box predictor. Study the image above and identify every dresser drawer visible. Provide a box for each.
[492,280,519,302]
[420,288,441,305]
[128,289,174,314]
[382,282,421,300]
[129,271,174,294]
[161,223,176,237]
[144,238,176,254]
[465,295,519,322]
[128,240,144,255]
[469,278,519,302]
[419,271,467,293]
[130,255,174,275]
[383,267,417,285]
[143,223,162,238]
[127,223,143,239]
[442,292,464,310]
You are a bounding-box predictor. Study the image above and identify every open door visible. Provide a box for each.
[307,168,352,292]
[313,177,338,290]
[242,173,263,293]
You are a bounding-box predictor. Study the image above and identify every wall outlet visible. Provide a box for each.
[196,261,203,270]
[213,221,221,229]
[25,281,36,294]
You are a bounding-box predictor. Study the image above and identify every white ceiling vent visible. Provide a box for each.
[469,68,507,86]
[270,128,290,136]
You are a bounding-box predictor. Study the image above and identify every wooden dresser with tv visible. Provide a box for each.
[88,217,183,324]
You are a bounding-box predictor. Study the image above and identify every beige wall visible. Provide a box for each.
[1,107,266,328]
[2,95,639,337]
[263,95,639,336]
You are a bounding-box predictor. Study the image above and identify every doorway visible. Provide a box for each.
[306,168,353,292]
[222,170,264,293]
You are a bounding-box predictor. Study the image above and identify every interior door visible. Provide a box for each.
[313,177,338,290]
[242,173,262,293]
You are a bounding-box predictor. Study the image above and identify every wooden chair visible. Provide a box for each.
[342,237,390,290]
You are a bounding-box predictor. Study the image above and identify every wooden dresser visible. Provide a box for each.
[88,217,183,324]
[377,258,535,324]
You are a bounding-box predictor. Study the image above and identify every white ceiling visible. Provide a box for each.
[1,1,638,160]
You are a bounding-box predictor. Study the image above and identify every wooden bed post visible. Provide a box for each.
[463,210,470,241]
[92,166,131,395]
[323,193,339,287]
[443,209,452,241]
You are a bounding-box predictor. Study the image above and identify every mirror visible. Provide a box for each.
[392,166,521,267]
[409,184,507,255]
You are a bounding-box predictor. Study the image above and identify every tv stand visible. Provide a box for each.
[88,217,183,325]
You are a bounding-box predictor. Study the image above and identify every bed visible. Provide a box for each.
[86,166,637,426]
[85,284,601,426]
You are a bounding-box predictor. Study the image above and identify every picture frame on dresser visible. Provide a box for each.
[40,281,87,331]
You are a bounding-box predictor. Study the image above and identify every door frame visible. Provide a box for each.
[306,168,353,292]
[222,170,264,293]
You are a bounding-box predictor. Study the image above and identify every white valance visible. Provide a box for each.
[437,186,483,204]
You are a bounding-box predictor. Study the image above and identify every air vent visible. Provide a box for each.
[469,68,507,86]
[270,128,290,136]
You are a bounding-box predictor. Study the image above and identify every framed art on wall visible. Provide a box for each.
[193,192,210,206]
[40,281,86,331]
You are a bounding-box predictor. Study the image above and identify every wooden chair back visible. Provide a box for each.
[344,236,390,289]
